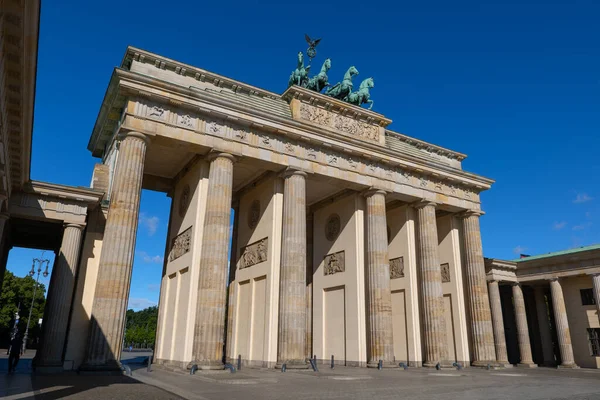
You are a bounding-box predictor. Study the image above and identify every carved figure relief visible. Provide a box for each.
[178,114,194,128]
[148,105,165,119]
[325,214,341,241]
[169,226,192,262]
[390,257,404,279]
[248,199,260,229]
[235,128,248,140]
[240,237,268,269]
[299,103,332,126]
[306,147,318,159]
[260,134,272,147]
[327,154,338,165]
[206,121,222,134]
[441,263,450,283]
[324,251,345,276]
[285,142,295,153]
[179,184,191,217]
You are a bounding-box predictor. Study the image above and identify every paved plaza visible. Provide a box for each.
[2,351,600,399]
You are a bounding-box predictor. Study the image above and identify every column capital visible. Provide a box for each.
[587,272,600,277]
[457,209,485,219]
[64,223,85,230]
[362,187,387,198]
[412,199,437,210]
[118,131,150,145]
[206,151,236,163]
[547,276,561,283]
[511,281,521,287]
[279,167,307,179]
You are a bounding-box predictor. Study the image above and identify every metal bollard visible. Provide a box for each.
[398,362,408,370]
[452,362,462,370]
[378,360,383,370]
[309,358,319,372]
[281,363,287,372]
[122,364,132,376]
[486,363,491,370]
[435,363,441,370]
[237,354,242,371]
[331,355,334,369]
[190,364,198,375]
[147,355,153,372]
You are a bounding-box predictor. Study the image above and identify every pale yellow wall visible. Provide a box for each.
[155,160,209,366]
[230,176,283,367]
[312,194,366,366]
[63,207,106,370]
[437,215,469,363]
[388,205,421,366]
[562,276,600,368]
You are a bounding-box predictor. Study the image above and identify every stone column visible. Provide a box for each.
[0,213,10,293]
[364,189,395,368]
[277,169,307,368]
[37,223,85,371]
[592,274,600,324]
[81,131,148,371]
[190,153,235,370]
[534,286,555,366]
[415,201,449,367]
[488,280,509,365]
[512,283,536,367]
[306,211,314,360]
[460,212,496,366]
[549,278,578,368]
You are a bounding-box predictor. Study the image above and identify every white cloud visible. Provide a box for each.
[573,193,592,204]
[139,213,159,236]
[513,245,527,255]
[552,221,567,231]
[128,297,157,311]
[147,284,160,292]
[137,251,164,264]
[572,222,592,231]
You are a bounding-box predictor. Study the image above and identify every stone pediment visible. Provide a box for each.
[282,86,391,146]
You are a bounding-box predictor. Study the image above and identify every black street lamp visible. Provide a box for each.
[23,255,50,354]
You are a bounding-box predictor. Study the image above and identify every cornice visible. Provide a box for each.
[385,130,466,162]
[26,180,104,204]
[107,69,494,193]
[122,46,281,100]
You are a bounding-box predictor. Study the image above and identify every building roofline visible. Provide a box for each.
[510,243,600,263]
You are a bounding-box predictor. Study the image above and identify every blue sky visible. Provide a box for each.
[6,0,599,309]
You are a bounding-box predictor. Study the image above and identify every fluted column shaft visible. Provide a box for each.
[488,280,508,364]
[592,274,600,324]
[364,190,395,367]
[305,212,314,360]
[415,201,448,367]
[460,212,496,365]
[277,170,307,368]
[512,283,535,366]
[191,153,235,369]
[549,278,577,367]
[82,132,148,370]
[37,224,84,368]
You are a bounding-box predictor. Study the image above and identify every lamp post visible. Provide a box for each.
[23,255,50,354]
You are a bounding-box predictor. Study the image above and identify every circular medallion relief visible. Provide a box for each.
[179,184,191,217]
[248,200,260,229]
[325,214,341,241]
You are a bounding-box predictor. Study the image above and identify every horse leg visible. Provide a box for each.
[367,99,374,110]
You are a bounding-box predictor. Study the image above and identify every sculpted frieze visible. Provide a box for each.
[240,237,268,269]
[390,257,404,279]
[169,226,192,262]
[324,250,345,276]
[441,263,450,283]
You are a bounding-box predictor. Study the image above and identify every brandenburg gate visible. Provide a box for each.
[58,45,500,372]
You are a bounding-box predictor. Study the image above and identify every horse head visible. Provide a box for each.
[322,58,331,72]
[348,66,359,78]
[360,77,374,90]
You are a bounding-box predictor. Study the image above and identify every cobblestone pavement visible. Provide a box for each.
[132,365,600,400]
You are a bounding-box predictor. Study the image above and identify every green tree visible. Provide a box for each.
[0,271,47,348]
[124,306,158,348]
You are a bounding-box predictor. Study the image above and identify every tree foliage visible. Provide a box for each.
[124,306,158,348]
[0,271,47,348]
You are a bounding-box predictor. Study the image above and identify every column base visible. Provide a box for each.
[34,362,65,374]
[275,360,309,370]
[471,361,505,369]
[187,360,224,371]
[367,361,398,368]
[517,362,538,368]
[423,361,455,369]
[78,360,124,375]
[557,363,580,369]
